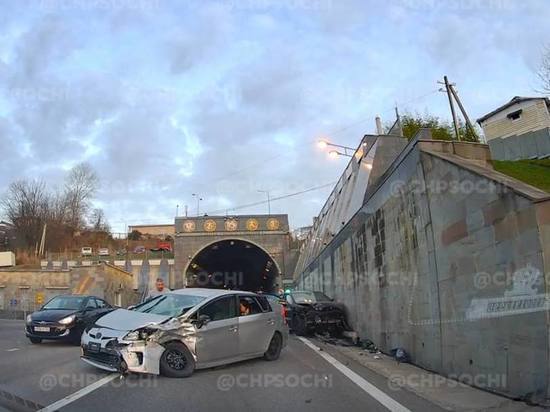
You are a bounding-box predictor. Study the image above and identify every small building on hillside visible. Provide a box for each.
[0,221,14,252]
[477,96,550,160]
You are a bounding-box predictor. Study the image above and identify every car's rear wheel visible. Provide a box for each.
[160,342,195,378]
[29,337,42,344]
[263,332,282,361]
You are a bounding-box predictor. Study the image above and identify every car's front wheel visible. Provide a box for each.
[29,337,42,344]
[263,332,283,361]
[160,342,195,378]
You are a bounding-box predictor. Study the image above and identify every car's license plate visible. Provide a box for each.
[88,342,100,352]
[34,326,50,332]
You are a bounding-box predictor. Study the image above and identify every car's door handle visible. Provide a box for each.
[267,319,275,325]
[228,325,238,332]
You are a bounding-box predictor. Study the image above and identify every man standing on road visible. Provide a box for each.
[144,278,168,302]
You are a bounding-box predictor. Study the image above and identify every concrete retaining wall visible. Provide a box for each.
[296,139,550,400]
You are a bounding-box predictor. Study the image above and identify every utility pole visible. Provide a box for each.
[448,84,479,141]
[192,194,202,217]
[438,75,479,142]
[395,106,403,137]
[258,190,271,215]
[184,205,188,217]
[38,223,46,257]
[444,75,461,141]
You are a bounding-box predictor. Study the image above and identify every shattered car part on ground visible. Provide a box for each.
[81,288,288,378]
[284,291,352,337]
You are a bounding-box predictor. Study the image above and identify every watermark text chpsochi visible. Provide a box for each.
[390,178,509,197]
[39,373,158,391]
[388,373,507,391]
[217,373,332,391]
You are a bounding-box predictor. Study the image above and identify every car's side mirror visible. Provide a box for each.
[193,314,211,329]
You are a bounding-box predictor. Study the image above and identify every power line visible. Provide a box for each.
[204,182,337,216]
[200,88,441,185]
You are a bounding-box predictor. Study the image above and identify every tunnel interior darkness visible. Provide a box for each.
[186,239,279,293]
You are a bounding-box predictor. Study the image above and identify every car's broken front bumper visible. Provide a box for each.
[305,311,346,330]
[81,327,165,375]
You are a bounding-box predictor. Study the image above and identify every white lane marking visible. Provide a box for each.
[298,337,411,412]
[38,373,119,412]
[6,348,19,352]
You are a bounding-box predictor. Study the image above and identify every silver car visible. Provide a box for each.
[81,288,288,377]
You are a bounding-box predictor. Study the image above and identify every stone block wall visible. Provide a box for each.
[296,141,550,399]
[0,263,138,317]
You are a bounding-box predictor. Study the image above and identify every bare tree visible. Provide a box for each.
[64,163,99,231]
[0,180,49,248]
[537,44,550,95]
[89,208,110,232]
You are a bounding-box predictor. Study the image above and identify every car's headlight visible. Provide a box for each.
[26,314,32,324]
[58,315,76,325]
[123,329,150,341]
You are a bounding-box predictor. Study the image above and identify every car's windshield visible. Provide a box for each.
[132,294,205,317]
[42,296,85,310]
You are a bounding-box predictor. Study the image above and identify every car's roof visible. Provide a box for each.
[52,294,94,298]
[170,288,257,298]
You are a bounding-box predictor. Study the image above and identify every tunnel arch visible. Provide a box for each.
[184,238,281,293]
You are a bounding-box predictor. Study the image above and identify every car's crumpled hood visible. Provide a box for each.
[95,308,172,331]
[310,302,345,312]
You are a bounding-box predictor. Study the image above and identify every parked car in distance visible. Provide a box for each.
[285,290,350,337]
[26,295,113,345]
[149,241,173,253]
[98,248,110,256]
[81,288,288,377]
[133,245,146,254]
[81,247,92,257]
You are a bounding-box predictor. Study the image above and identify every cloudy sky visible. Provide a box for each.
[0,0,548,232]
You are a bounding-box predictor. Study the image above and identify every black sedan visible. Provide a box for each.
[285,291,350,336]
[26,295,113,345]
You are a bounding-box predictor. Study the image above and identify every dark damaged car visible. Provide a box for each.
[81,288,288,377]
[285,291,350,336]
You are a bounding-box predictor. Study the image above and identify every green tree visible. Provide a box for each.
[399,113,479,142]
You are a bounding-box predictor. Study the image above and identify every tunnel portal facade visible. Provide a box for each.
[174,215,290,293]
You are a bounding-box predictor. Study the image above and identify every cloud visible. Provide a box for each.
[0,1,547,231]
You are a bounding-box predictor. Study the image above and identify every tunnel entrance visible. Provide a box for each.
[185,239,279,293]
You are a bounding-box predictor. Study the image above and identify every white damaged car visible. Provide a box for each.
[81,288,288,377]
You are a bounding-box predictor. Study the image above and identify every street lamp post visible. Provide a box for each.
[258,190,271,215]
[192,194,203,216]
[321,139,373,169]
[318,139,355,156]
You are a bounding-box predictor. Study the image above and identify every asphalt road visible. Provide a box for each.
[0,319,445,412]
